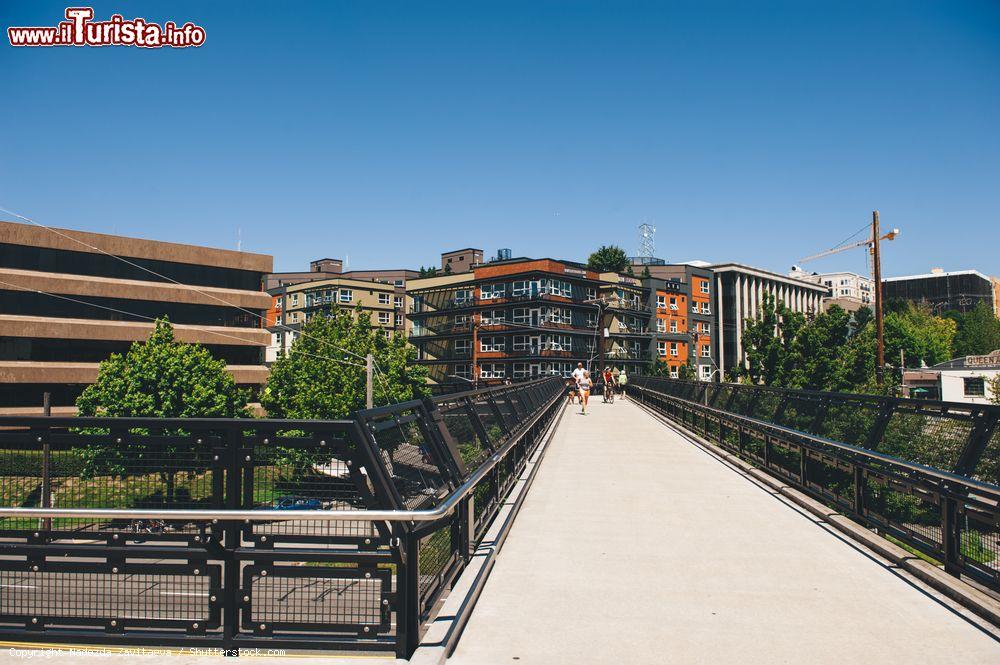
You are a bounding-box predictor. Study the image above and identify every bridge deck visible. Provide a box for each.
[449,398,999,664]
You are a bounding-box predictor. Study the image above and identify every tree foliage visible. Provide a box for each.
[945,303,1000,358]
[587,245,630,273]
[740,298,959,393]
[989,375,1000,406]
[77,318,250,420]
[74,318,250,489]
[262,306,429,420]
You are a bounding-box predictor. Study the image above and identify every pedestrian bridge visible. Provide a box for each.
[0,378,997,663]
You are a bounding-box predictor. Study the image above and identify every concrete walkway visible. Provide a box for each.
[448,399,1000,664]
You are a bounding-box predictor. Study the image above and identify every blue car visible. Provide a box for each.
[267,496,323,510]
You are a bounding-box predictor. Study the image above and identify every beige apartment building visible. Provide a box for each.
[265,277,407,362]
[0,220,272,414]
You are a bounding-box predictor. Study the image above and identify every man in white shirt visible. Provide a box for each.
[571,362,586,384]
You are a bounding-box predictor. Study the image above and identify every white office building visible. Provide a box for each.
[712,263,829,378]
[789,268,873,311]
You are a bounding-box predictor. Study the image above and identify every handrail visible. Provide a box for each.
[0,378,563,523]
[631,383,1000,497]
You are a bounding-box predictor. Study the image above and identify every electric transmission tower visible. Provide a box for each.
[638,222,656,260]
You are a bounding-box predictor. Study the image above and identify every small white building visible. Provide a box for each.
[789,267,873,312]
[902,351,1000,404]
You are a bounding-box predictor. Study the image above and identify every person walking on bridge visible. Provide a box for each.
[617,368,628,399]
[577,370,593,415]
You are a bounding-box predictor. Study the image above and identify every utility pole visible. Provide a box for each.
[41,392,51,532]
[365,354,374,409]
[872,210,885,387]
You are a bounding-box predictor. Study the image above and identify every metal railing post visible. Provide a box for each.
[396,531,421,659]
[941,487,962,578]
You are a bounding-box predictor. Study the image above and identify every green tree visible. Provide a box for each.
[786,305,853,391]
[989,375,1000,406]
[947,303,1000,358]
[75,318,250,496]
[641,265,652,279]
[741,292,806,386]
[884,303,956,368]
[77,318,250,420]
[587,245,630,273]
[263,307,429,420]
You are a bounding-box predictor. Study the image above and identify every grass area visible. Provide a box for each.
[0,470,214,531]
[885,534,942,566]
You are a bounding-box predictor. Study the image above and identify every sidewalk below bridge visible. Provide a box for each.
[447,397,1000,664]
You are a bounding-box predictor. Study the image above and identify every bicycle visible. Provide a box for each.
[603,381,616,404]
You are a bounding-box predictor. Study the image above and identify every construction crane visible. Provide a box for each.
[798,212,901,386]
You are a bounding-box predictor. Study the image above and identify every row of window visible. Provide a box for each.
[480,279,586,301]
[661,364,713,379]
[282,291,403,309]
[655,341,711,357]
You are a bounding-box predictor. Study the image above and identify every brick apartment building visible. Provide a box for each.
[0,220,272,414]
[407,256,712,385]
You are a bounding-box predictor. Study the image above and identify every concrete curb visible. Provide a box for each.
[408,401,568,665]
[632,398,1000,628]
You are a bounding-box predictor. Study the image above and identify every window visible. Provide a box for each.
[455,339,471,355]
[480,337,505,352]
[670,367,679,378]
[656,319,666,333]
[378,312,391,326]
[701,304,711,315]
[700,364,712,379]
[586,287,597,300]
[702,322,711,333]
[275,315,282,326]
[454,314,470,329]
[378,293,390,305]
[394,279,405,287]
[657,341,666,356]
[701,345,710,358]
[513,280,534,297]
[339,289,353,303]
[479,363,506,379]
[699,281,710,294]
[824,280,833,287]
[455,289,474,305]
[513,363,530,379]
[669,320,678,333]
[482,310,506,325]
[480,283,506,300]
[383,330,392,341]
[964,377,986,397]
[670,342,678,356]
[513,335,530,351]
[454,364,472,380]
[669,297,678,310]
[512,308,529,324]
[290,293,300,307]
[656,295,666,309]
[586,313,598,329]
[394,296,403,309]
[276,297,284,308]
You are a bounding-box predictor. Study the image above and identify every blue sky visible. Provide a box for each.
[2,1,998,277]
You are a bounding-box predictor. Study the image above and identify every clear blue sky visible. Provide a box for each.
[2,1,998,277]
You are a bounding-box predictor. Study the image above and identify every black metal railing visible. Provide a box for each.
[0,377,565,657]
[629,377,1000,591]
